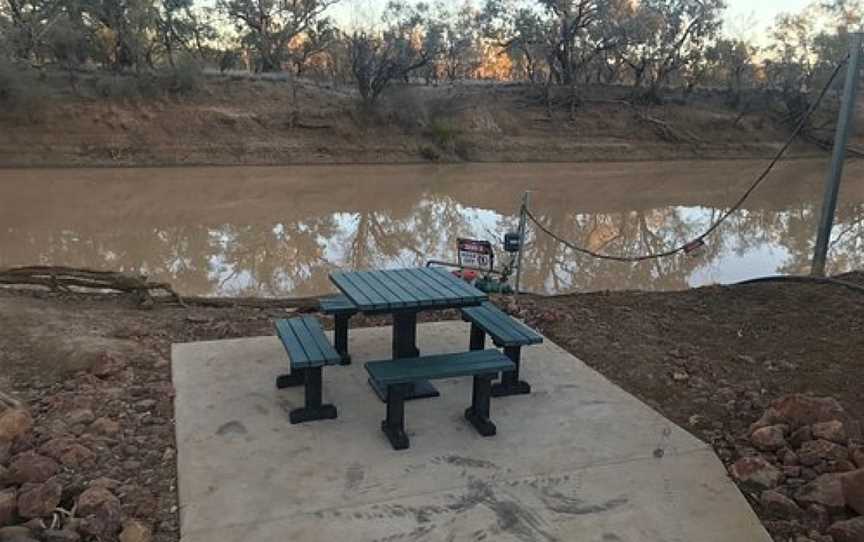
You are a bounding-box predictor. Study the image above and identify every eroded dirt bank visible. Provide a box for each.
[1,274,864,541]
[0,76,831,168]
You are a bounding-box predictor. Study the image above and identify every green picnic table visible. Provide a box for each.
[330,267,488,400]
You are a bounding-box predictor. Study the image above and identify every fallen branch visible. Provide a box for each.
[0,266,184,306]
[635,111,700,144]
[180,295,319,310]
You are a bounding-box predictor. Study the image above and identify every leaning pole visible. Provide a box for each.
[812,32,864,276]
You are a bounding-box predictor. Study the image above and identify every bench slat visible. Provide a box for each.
[301,317,343,365]
[287,317,328,364]
[365,349,514,386]
[275,319,315,368]
[319,294,357,314]
[462,302,543,347]
[275,316,341,368]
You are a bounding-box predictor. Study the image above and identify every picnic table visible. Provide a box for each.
[330,267,488,400]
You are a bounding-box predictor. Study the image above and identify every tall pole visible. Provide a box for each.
[812,33,863,276]
[514,191,530,296]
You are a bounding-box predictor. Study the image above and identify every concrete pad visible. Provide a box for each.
[172,321,770,542]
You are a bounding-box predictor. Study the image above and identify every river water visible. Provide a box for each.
[1,158,862,297]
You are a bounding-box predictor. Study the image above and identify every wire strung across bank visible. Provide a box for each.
[523,54,851,263]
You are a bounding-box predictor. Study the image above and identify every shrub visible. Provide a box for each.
[0,60,42,117]
[95,74,144,99]
[384,86,429,131]
[166,55,205,96]
[0,59,34,103]
[428,118,459,149]
[419,144,441,161]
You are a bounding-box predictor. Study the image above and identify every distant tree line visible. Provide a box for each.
[0,0,861,108]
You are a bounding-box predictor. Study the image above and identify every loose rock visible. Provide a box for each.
[76,487,121,538]
[0,526,36,542]
[790,426,814,449]
[41,530,81,542]
[841,468,864,515]
[794,473,846,512]
[760,489,802,518]
[16,479,62,519]
[0,488,16,527]
[90,352,126,378]
[757,395,844,430]
[6,453,58,485]
[89,418,120,436]
[752,426,787,451]
[64,409,94,426]
[799,439,848,466]
[0,410,32,445]
[852,447,864,469]
[731,456,782,490]
[119,519,152,542]
[812,421,847,445]
[827,517,864,542]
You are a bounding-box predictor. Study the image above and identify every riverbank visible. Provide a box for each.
[0,74,832,168]
[1,275,863,541]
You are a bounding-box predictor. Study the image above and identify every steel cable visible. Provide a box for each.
[524,53,851,263]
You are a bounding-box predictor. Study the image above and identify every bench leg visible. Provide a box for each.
[276,369,305,389]
[469,323,486,350]
[289,367,338,424]
[492,346,532,397]
[465,374,497,437]
[334,314,352,365]
[381,384,410,450]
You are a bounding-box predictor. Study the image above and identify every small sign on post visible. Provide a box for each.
[457,238,494,272]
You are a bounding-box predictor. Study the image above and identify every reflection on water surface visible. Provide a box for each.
[1,159,862,296]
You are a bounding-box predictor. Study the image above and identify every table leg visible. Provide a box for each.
[392,311,420,358]
[368,310,440,402]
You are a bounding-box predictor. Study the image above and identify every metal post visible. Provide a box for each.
[812,33,863,276]
[514,191,530,295]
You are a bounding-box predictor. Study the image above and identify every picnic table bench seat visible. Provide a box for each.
[365,349,515,450]
[319,294,358,365]
[461,302,543,397]
[275,316,342,424]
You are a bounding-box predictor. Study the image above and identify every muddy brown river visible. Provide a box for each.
[1,158,863,297]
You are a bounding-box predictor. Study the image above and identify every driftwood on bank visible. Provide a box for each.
[179,295,319,310]
[0,266,184,305]
[0,266,321,310]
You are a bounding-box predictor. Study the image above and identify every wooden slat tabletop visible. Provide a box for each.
[330,267,487,313]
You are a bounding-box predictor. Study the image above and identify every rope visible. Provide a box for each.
[524,53,851,263]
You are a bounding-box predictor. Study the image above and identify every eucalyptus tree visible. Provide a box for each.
[155,0,216,67]
[218,0,339,72]
[704,38,757,105]
[617,0,725,100]
[1,0,67,60]
[480,0,550,82]
[348,1,443,105]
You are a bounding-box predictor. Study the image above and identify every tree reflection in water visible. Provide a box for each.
[4,195,864,297]
[4,160,864,296]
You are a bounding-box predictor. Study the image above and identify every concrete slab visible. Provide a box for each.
[172,321,770,542]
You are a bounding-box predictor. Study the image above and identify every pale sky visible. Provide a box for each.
[331,0,818,37]
[723,0,813,41]
[207,0,820,39]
